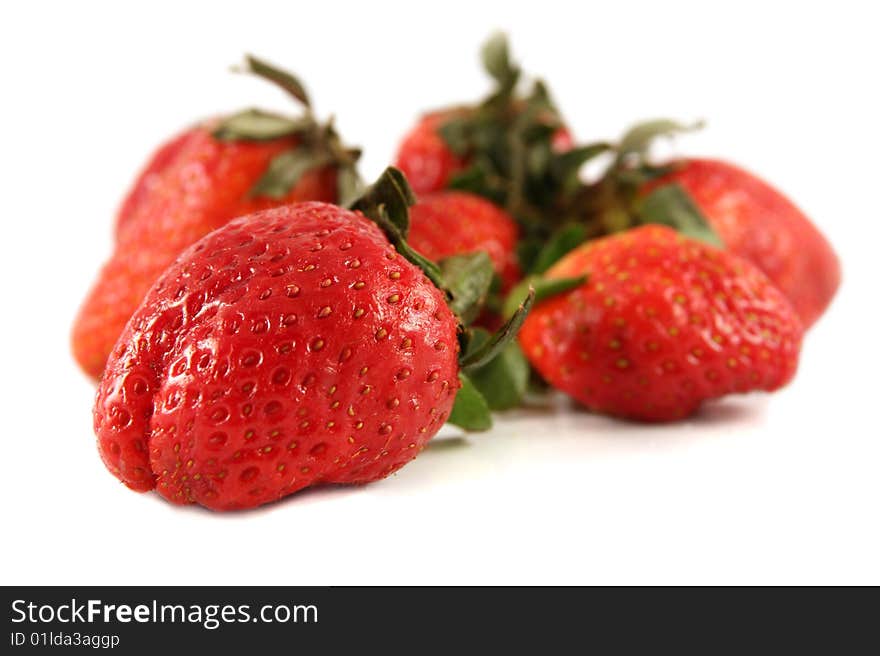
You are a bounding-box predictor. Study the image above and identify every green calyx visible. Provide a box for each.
[573,119,724,248]
[502,274,586,320]
[212,55,362,204]
[433,35,724,274]
[434,33,610,254]
[351,168,535,432]
[507,117,722,275]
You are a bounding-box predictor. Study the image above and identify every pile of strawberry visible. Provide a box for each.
[73,38,839,511]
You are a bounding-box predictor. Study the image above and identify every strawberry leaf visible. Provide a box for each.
[213,109,314,142]
[240,54,312,108]
[638,183,724,247]
[335,165,362,207]
[552,142,612,194]
[466,333,530,411]
[448,373,493,431]
[502,275,586,319]
[616,119,703,163]
[439,253,495,325]
[530,223,588,274]
[351,167,446,291]
[250,148,332,199]
[460,288,534,371]
[435,35,575,245]
[217,55,362,201]
[356,169,532,385]
[351,166,415,235]
[436,114,473,157]
[481,32,520,97]
[447,159,505,202]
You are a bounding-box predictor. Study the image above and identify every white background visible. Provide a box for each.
[1,0,878,585]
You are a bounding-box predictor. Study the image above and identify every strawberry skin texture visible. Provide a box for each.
[395,111,467,194]
[72,125,338,380]
[519,226,803,421]
[409,191,522,290]
[653,158,841,328]
[93,202,459,511]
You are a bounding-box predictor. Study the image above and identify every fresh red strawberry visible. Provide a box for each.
[518,225,803,422]
[94,202,458,510]
[395,110,468,195]
[580,122,841,330]
[72,56,360,380]
[645,158,841,328]
[93,169,533,510]
[409,191,522,290]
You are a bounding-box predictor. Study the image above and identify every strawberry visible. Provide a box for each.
[72,55,360,380]
[645,158,841,328]
[578,121,840,329]
[409,191,522,291]
[93,169,533,510]
[395,109,468,195]
[518,225,803,422]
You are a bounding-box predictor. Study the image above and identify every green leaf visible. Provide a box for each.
[448,373,493,431]
[241,54,311,108]
[617,119,703,162]
[335,165,362,207]
[350,167,415,236]
[388,234,447,291]
[446,161,506,205]
[213,109,313,142]
[439,253,495,325]
[436,115,473,156]
[460,288,534,371]
[525,79,554,113]
[503,275,586,319]
[481,32,519,90]
[551,142,612,192]
[468,340,530,411]
[639,183,724,247]
[351,168,446,291]
[530,223,587,274]
[515,238,543,275]
[250,148,331,199]
[459,326,490,359]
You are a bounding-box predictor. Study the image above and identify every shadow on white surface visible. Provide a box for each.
[119,393,771,518]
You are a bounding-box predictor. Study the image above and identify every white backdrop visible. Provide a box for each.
[1,0,877,585]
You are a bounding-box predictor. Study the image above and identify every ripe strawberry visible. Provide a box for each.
[518,225,803,422]
[72,56,360,380]
[646,158,841,328]
[93,169,533,510]
[581,121,841,329]
[395,110,468,195]
[409,191,522,290]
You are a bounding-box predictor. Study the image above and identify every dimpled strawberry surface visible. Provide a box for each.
[519,225,804,421]
[408,191,522,290]
[73,126,338,380]
[93,202,460,510]
[652,158,841,328]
